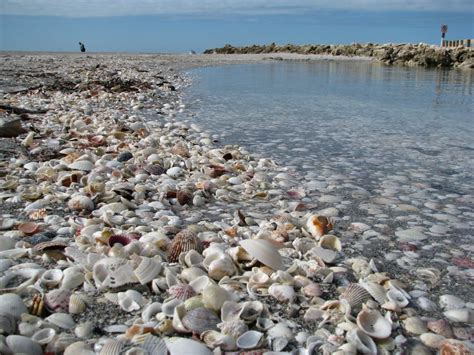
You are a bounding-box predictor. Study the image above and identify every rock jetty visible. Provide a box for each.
[204,43,474,68]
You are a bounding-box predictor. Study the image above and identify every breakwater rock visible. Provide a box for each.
[204,43,474,68]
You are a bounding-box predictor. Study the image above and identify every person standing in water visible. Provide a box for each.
[79,42,86,52]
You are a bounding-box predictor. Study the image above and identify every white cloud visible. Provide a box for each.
[1,0,472,17]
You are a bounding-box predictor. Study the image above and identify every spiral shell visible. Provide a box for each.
[167,230,203,263]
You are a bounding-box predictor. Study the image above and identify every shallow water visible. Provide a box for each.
[184,60,474,297]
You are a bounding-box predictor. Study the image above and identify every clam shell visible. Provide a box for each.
[236,330,264,350]
[64,341,95,355]
[268,284,296,303]
[99,339,124,355]
[318,235,342,252]
[346,329,377,354]
[61,266,85,290]
[356,309,392,339]
[167,230,203,263]
[41,268,63,288]
[0,294,28,319]
[240,239,284,271]
[182,307,220,335]
[68,160,95,172]
[6,335,43,355]
[165,337,212,355]
[443,309,474,324]
[134,257,162,285]
[31,327,57,345]
[340,283,371,308]
[208,256,237,280]
[419,332,446,349]
[45,312,76,330]
[439,294,465,311]
[306,246,338,264]
[69,294,87,314]
[426,319,453,338]
[359,280,387,305]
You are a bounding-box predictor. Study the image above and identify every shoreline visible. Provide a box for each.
[0,53,473,354]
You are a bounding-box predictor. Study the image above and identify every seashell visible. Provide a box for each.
[169,283,196,301]
[41,268,63,288]
[272,336,289,352]
[439,340,472,355]
[74,321,94,339]
[402,317,428,335]
[439,294,465,311]
[181,267,207,283]
[218,319,249,339]
[45,333,79,354]
[69,294,87,314]
[443,309,474,324]
[68,195,94,212]
[165,337,212,355]
[203,284,231,312]
[386,288,409,308]
[0,294,27,320]
[359,280,387,305]
[33,239,68,252]
[108,234,134,247]
[318,235,342,252]
[267,323,293,340]
[268,284,296,303]
[68,160,95,172]
[182,307,220,335]
[6,335,43,355]
[0,218,16,231]
[236,330,264,350]
[189,275,212,294]
[419,332,446,349]
[427,319,453,338]
[99,339,124,355]
[93,257,137,290]
[0,312,16,335]
[208,255,238,280]
[340,283,371,308]
[417,296,438,312]
[305,214,333,239]
[64,341,95,355]
[306,246,338,264]
[346,329,377,354]
[240,239,284,271]
[61,266,85,290]
[134,333,168,355]
[118,290,146,312]
[162,298,183,317]
[255,317,274,332]
[134,257,162,285]
[45,312,76,329]
[45,288,72,313]
[167,230,203,263]
[238,301,264,323]
[167,167,184,178]
[356,309,392,339]
[0,267,43,294]
[416,267,441,285]
[18,221,41,235]
[182,249,204,267]
[31,327,57,345]
[201,330,236,350]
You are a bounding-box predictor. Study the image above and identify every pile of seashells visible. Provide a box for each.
[0,54,472,355]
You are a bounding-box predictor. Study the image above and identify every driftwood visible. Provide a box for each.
[0,104,48,115]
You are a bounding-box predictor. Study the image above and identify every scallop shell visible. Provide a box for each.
[167,230,203,263]
[239,239,284,271]
[45,288,72,313]
[99,339,124,355]
[45,313,76,330]
[69,294,87,314]
[359,280,387,305]
[169,283,196,301]
[236,330,264,350]
[340,283,371,308]
[346,329,377,354]
[305,214,333,239]
[6,335,43,355]
[318,235,342,252]
[134,334,168,355]
[134,257,162,285]
[182,307,220,335]
[356,309,392,339]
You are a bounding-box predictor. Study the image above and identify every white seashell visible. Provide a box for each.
[31,327,57,345]
[181,267,207,283]
[189,275,212,294]
[318,235,342,252]
[118,290,146,312]
[141,302,162,323]
[0,294,28,319]
[202,284,231,312]
[0,267,42,294]
[167,167,184,178]
[182,249,204,267]
[68,195,94,212]
[93,257,137,290]
[201,330,236,350]
[68,160,95,172]
[61,266,85,290]
[74,321,94,338]
[0,312,16,335]
[305,214,332,239]
[236,330,263,349]
[207,255,237,280]
[255,317,274,331]
[340,283,371,308]
[134,257,162,285]
[238,301,264,323]
[439,294,465,311]
[69,294,87,314]
[306,246,338,264]
[272,336,289,352]
[356,309,392,339]
[165,337,212,355]
[46,313,76,330]
[443,308,474,324]
[64,341,95,355]
[47,332,78,353]
[221,301,244,322]
[240,239,284,271]
[386,288,409,308]
[6,335,43,355]
[162,298,184,317]
[99,338,124,355]
[402,317,428,335]
[417,297,438,312]
[218,320,249,339]
[346,329,377,354]
[0,259,13,272]
[268,284,296,303]
[41,268,63,288]
[359,280,387,305]
[267,323,293,340]
[419,332,446,349]
[135,334,168,355]
[0,248,29,259]
[172,303,189,333]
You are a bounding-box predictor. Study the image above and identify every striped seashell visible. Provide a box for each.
[99,339,124,355]
[45,288,72,313]
[427,319,454,338]
[169,283,197,301]
[182,307,220,335]
[28,208,47,220]
[133,257,162,285]
[134,333,168,355]
[359,281,387,305]
[340,283,371,308]
[69,294,87,314]
[167,230,203,263]
[33,240,68,252]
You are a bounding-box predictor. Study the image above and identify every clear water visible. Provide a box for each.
[183,59,474,296]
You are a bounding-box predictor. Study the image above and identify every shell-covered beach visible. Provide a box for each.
[0,53,473,355]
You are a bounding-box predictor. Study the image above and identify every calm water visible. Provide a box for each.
[183,59,474,295]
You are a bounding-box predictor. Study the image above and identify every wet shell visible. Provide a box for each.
[182,307,220,335]
[169,283,197,301]
[340,283,371,308]
[240,239,284,271]
[167,230,203,263]
[236,330,264,350]
[305,214,333,239]
[356,309,392,339]
[134,257,162,285]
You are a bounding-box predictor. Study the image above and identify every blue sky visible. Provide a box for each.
[1,1,473,53]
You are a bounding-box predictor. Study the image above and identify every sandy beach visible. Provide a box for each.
[0,52,472,354]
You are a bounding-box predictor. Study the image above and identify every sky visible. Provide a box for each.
[0,1,473,53]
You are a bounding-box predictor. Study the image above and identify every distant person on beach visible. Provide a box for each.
[79,42,86,52]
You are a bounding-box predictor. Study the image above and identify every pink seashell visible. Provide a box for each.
[18,222,41,235]
[168,283,196,301]
[44,288,72,313]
